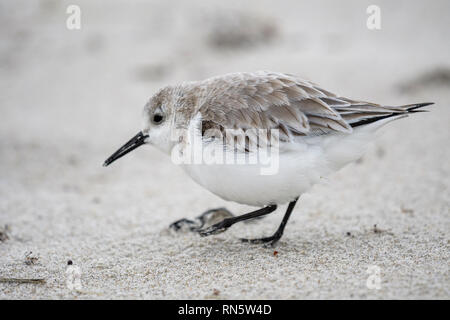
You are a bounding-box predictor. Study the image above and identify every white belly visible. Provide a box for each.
[182,142,325,206]
[180,127,375,207]
[182,157,319,206]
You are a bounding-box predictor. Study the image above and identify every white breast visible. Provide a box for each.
[179,126,375,207]
[182,143,323,206]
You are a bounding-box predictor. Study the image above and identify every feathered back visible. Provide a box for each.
[185,71,429,138]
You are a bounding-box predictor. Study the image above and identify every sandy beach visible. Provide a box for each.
[0,0,449,299]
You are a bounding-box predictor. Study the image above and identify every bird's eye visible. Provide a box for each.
[152,114,164,124]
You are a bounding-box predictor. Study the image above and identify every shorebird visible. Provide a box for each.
[103,71,432,246]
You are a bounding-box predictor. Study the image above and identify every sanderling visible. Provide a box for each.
[103,71,433,246]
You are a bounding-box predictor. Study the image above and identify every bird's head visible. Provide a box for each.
[103,86,186,167]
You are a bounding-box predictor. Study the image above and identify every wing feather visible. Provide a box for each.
[194,71,428,148]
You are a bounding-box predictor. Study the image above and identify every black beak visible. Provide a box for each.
[103,131,149,167]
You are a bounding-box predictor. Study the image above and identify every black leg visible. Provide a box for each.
[241,197,299,247]
[198,205,277,237]
[170,208,234,232]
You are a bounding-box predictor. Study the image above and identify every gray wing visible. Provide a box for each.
[197,71,429,143]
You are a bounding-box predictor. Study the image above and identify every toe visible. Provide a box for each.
[169,218,198,232]
[199,226,225,237]
[198,219,232,237]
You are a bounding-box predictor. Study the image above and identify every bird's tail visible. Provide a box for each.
[350,102,434,129]
[324,101,434,170]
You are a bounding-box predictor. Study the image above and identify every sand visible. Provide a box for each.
[0,0,449,299]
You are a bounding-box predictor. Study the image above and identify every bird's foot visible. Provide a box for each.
[169,218,199,232]
[169,208,234,233]
[240,232,282,247]
[198,218,234,237]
